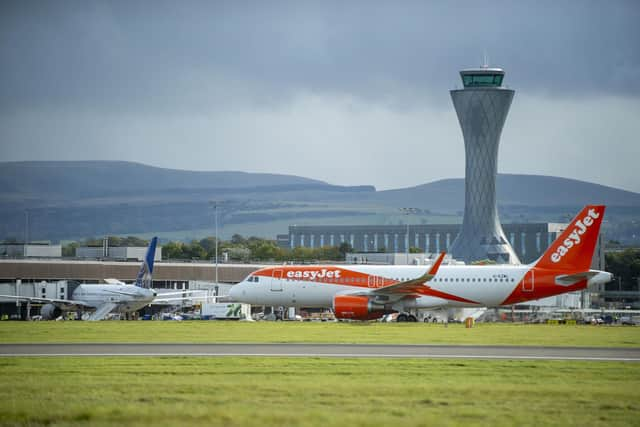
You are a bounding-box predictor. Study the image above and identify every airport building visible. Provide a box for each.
[76,243,162,261]
[0,243,61,258]
[281,222,601,265]
[449,65,519,264]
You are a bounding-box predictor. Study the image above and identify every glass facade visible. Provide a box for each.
[462,73,503,87]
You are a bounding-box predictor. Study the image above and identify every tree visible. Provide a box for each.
[606,249,640,291]
[231,234,246,245]
[199,237,219,255]
[62,242,78,257]
[338,242,353,260]
[162,241,186,259]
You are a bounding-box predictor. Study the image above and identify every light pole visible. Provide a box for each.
[399,207,418,264]
[210,201,220,285]
[24,210,29,257]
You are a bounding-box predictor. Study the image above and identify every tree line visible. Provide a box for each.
[605,248,640,291]
[63,234,354,262]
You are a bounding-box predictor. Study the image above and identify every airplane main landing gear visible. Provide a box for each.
[396,313,417,322]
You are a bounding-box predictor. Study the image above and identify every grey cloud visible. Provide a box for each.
[1,0,639,114]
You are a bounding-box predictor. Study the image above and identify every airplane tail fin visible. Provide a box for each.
[135,237,158,288]
[534,205,605,272]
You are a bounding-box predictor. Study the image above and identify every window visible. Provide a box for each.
[462,74,503,87]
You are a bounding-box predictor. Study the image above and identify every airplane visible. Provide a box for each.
[1,237,163,320]
[229,205,613,321]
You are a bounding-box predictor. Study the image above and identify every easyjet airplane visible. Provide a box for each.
[229,205,613,321]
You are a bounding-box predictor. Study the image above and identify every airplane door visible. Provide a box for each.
[270,270,283,292]
[368,276,379,288]
[522,270,534,292]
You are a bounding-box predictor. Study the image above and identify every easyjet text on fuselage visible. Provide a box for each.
[286,269,342,280]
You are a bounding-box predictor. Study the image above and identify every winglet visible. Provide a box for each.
[428,252,446,276]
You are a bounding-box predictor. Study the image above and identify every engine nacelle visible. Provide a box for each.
[333,295,392,321]
[40,304,62,320]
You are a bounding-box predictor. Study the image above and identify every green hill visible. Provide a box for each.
[1,161,638,243]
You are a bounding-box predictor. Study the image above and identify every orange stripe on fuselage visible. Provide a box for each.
[500,267,588,305]
[253,266,396,288]
[254,266,480,304]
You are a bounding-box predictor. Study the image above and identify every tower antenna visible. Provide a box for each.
[482,50,489,68]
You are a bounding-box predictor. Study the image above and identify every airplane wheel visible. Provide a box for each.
[423,317,430,323]
[408,315,417,322]
[397,314,408,322]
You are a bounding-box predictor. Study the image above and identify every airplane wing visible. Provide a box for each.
[104,278,126,285]
[347,252,446,297]
[370,252,446,295]
[0,294,90,310]
[86,302,118,321]
[154,290,208,297]
[151,294,215,305]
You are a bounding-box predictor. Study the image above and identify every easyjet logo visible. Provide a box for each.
[286,269,342,280]
[550,208,600,263]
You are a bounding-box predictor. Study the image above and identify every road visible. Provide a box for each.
[1,343,639,361]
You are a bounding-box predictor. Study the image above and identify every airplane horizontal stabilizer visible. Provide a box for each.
[555,271,599,287]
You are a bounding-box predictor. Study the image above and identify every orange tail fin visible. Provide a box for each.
[535,205,605,272]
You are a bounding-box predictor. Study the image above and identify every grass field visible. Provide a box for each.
[1,322,639,347]
[0,357,638,427]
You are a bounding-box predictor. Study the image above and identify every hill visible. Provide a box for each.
[0,161,638,243]
[368,174,640,211]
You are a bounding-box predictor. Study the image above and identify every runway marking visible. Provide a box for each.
[1,353,639,362]
[2,344,638,361]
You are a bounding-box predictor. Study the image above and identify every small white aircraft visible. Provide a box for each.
[0,237,195,320]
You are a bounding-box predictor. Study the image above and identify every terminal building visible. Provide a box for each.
[280,222,604,266]
[0,243,61,258]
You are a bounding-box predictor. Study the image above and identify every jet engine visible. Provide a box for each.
[40,304,62,320]
[333,295,393,321]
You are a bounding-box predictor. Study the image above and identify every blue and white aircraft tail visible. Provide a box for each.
[135,236,158,289]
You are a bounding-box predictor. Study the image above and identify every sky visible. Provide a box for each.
[1,0,639,192]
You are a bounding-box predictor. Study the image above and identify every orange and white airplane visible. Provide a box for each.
[229,205,613,321]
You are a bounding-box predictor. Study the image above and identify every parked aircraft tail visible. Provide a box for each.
[534,205,605,272]
[135,237,158,288]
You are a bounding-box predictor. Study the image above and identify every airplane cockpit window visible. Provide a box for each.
[247,276,260,283]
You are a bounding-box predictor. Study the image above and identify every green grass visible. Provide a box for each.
[0,357,638,427]
[1,322,639,347]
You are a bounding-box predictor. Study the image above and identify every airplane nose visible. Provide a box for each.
[229,284,240,300]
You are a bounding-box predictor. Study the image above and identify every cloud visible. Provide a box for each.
[0,0,639,192]
[1,1,639,114]
[2,90,639,193]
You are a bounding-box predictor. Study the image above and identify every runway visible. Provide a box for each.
[1,343,639,361]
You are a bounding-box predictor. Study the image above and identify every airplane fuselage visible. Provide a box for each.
[230,264,612,310]
[71,284,156,313]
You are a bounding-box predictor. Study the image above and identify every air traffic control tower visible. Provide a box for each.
[449,66,520,264]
